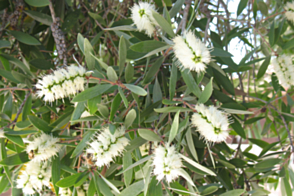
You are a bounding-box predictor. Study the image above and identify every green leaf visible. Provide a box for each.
[211,48,233,57]
[125,137,147,152]
[179,154,216,176]
[130,41,168,53]
[153,77,162,103]
[186,128,198,161]
[154,107,192,113]
[143,57,164,84]
[257,56,271,80]
[4,134,24,147]
[116,155,152,175]
[88,96,100,114]
[170,182,189,195]
[22,94,32,121]
[168,111,180,144]
[220,189,245,196]
[0,40,11,48]
[248,138,269,148]
[237,0,248,16]
[138,129,162,142]
[25,0,49,7]
[169,62,177,100]
[0,69,19,83]
[28,115,53,133]
[123,151,133,187]
[87,178,96,196]
[213,69,235,95]
[125,109,136,129]
[269,21,275,46]
[198,77,213,104]
[24,10,52,25]
[118,180,144,196]
[255,158,281,169]
[282,38,294,50]
[56,173,82,188]
[107,67,118,82]
[77,33,85,53]
[10,31,40,45]
[52,154,60,195]
[245,117,264,124]
[181,70,201,97]
[71,130,96,158]
[119,36,127,76]
[96,174,114,196]
[71,101,86,122]
[4,129,37,135]
[200,186,219,196]
[230,117,246,139]
[125,63,134,83]
[169,0,185,18]
[88,12,106,26]
[0,54,33,77]
[110,93,122,121]
[118,87,129,108]
[97,104,109,118]
[84,38,95,69]
[0,151,29,166]
[72,84,112,102]
[124,84,147,96]
[152,11,175,37]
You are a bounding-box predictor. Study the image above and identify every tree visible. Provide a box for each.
[0,0,293,195]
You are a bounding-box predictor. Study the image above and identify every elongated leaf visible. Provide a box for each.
[169,62,177,100]
[169,0,185,18]
[4,134,24,147]
[181,70,201,97]
[198,77,213,104]
[110,93,122,121]
[28,115,52,133]
[0,151,29,166]
[10,31,40,45]
[116,155,152,175]
[143,57,164,84]
[71,130,96,158]
[138,129,162,142]
[107,67,118,82]
[237,0,248,16]
[211,48,233,57]
[186,128,198,161]
[124,84,147,96]
[220,189,245,196]
[123,151,133,187]
[22,94,32,121]
[168,111,180,144]
[152,11,175,37]
[56,173,82,188]
[52,154,60,195]
[119,36,127,76]
[84,38,95,69]
[72,84,112,102]
[24,10,52,25]
[25,0,49,7]
[257,56,271,80]
[154,107,192,113]
[130,41,168,53]
[125,109,136,129]
[118,180,144,196]
[179,154,216,176]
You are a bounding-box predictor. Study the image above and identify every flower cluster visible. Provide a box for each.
[26,133,61,162]
[191,104,230,143]
[130,2,158,37]
[16,161,52,195]
[59,188,72,196]
[86,127,129,167]
[271,54,294,89]
[152,144,183,183]
[36,65,92,103]
[285,2,294,22]
[173,30,211,73]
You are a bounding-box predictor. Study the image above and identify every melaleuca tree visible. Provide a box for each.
[0,0,294,195]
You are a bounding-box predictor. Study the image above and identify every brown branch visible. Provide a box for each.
[176,0,192,33]
[0,87,31,92]
[11,91,31,129]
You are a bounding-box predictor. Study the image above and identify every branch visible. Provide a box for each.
[11,91,31,129]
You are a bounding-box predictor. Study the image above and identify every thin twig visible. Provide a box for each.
[11,91,31,129]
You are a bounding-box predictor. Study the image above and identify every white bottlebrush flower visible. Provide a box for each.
[191,104,230,143]
[86,127,129,167]
[271,54,294,89]
[173,30,211,73]
[130,2,158,37]
[152,144,183,183]
[16,161,52,195]
[36,65,92,103]
[59,188,72,196]
[285,2,294,22]
[26,133,61,162]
